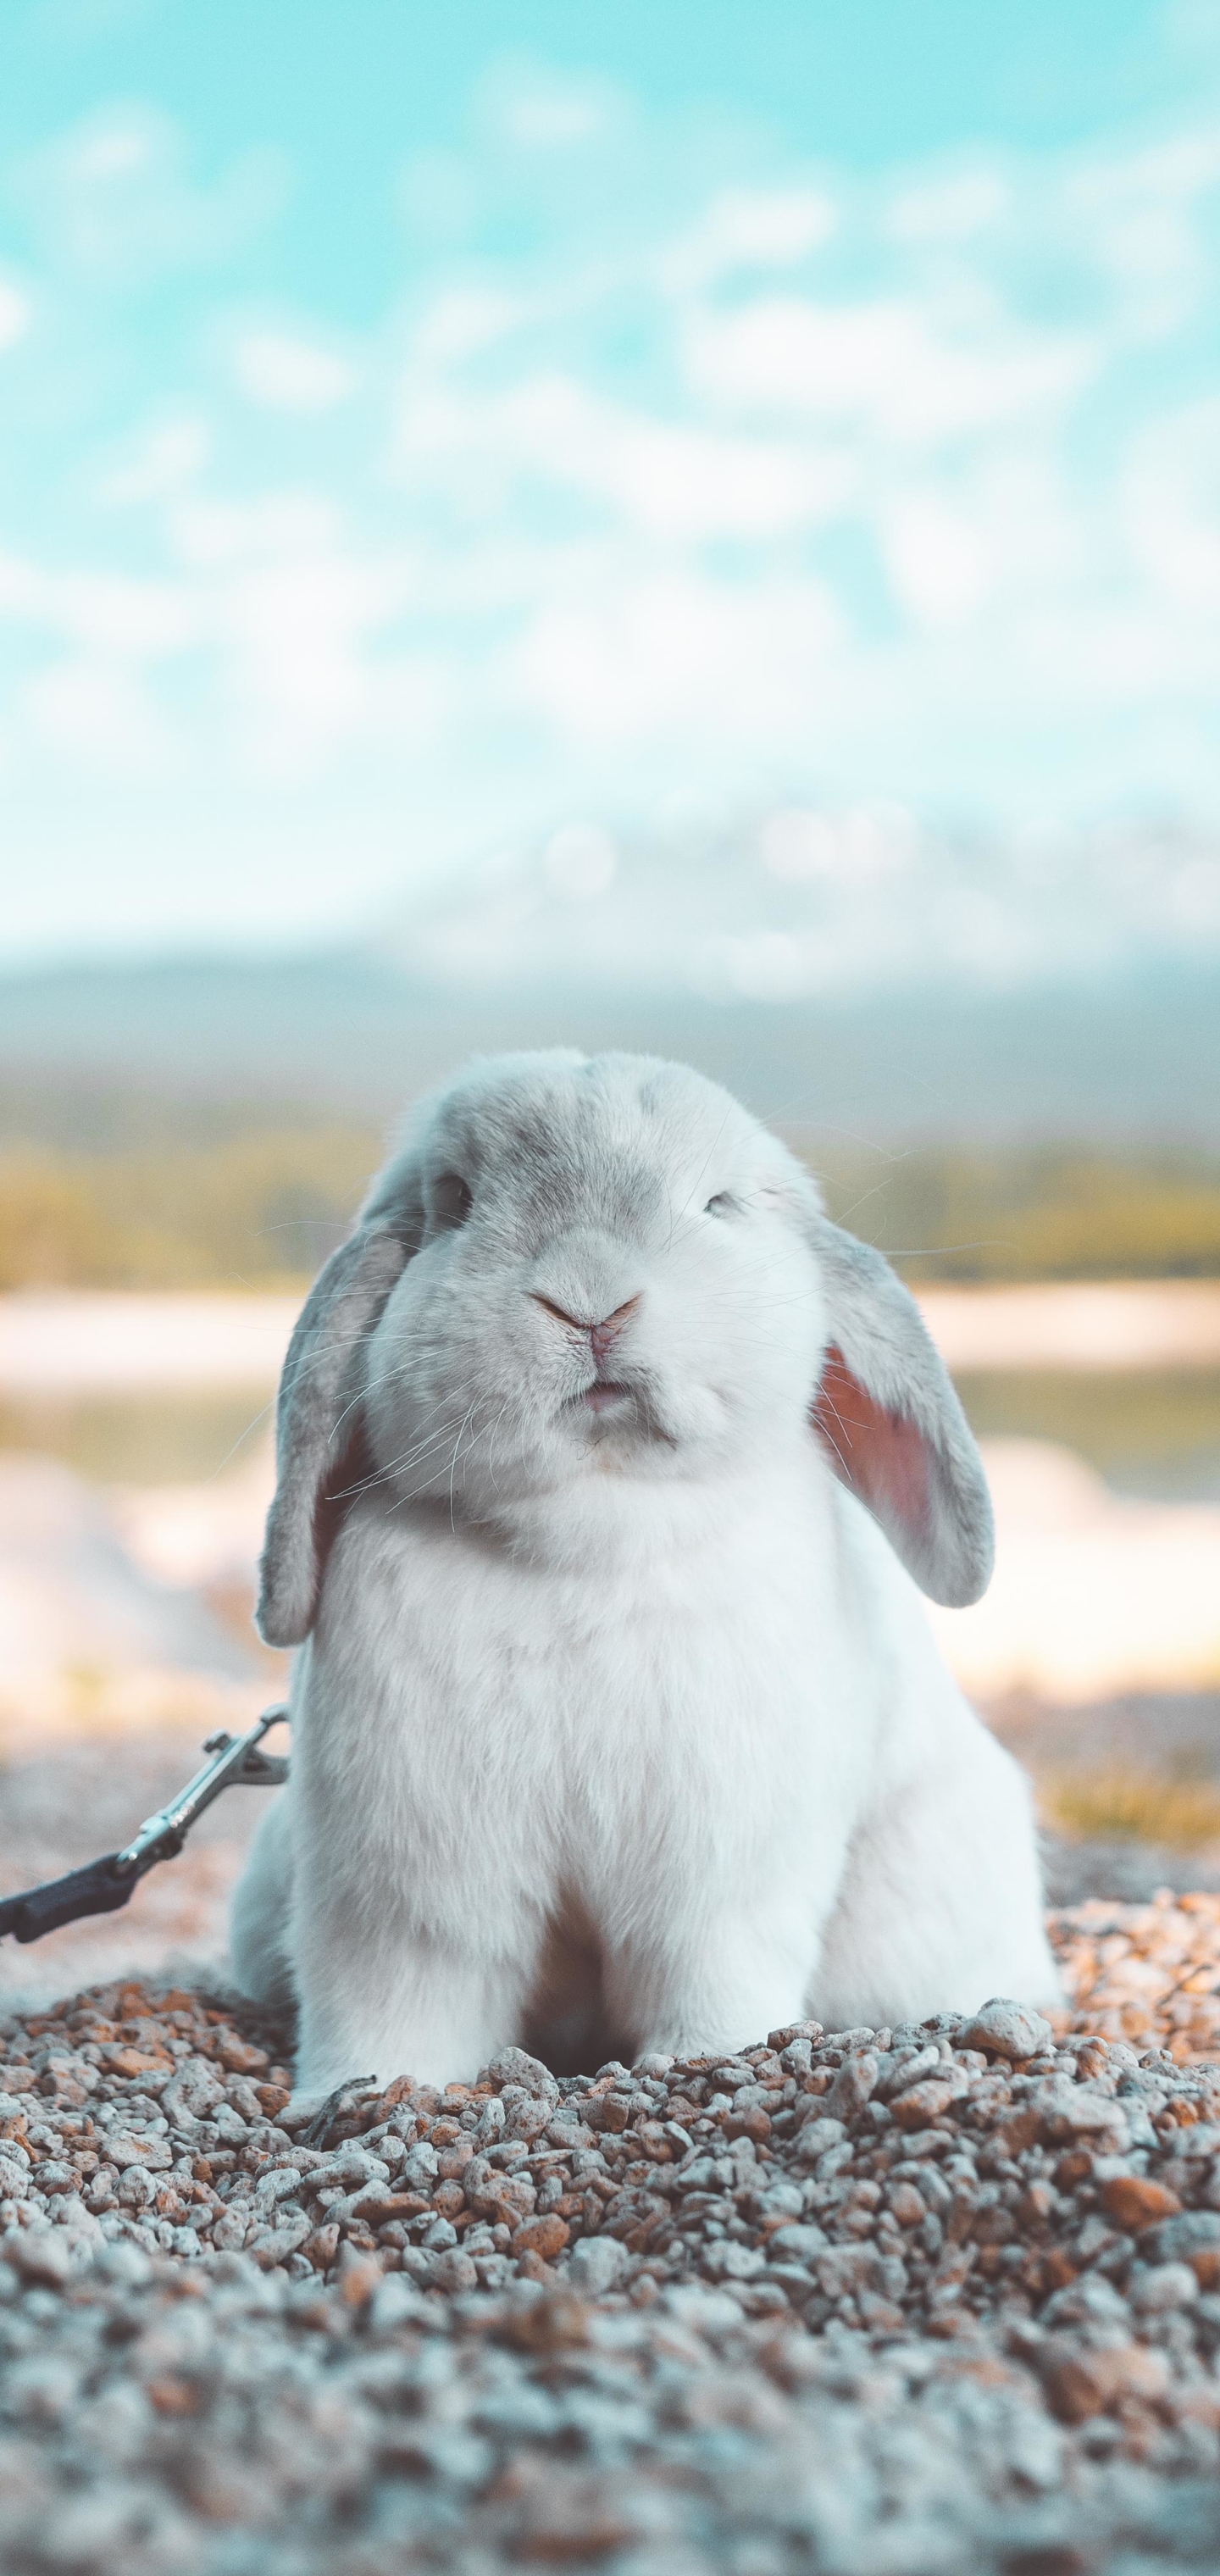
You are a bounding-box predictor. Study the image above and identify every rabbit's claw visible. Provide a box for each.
[297,2074,380,2150]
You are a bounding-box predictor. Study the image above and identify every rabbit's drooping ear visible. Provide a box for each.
[808,1219,994,1608]
[256,1228,407,1647]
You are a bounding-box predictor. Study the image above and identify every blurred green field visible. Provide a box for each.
[0,1124,380,1290]
[1041,1767,1220,1850]
[2,1088,1219,1290]
[812,1141,1220,1282]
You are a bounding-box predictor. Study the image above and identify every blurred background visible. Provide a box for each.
[1,0,1218,2001]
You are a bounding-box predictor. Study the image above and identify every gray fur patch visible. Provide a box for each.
[256,1228,406,1646]
[808,1218,995,1607]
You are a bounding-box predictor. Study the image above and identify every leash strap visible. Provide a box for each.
[0,1705,290,1946]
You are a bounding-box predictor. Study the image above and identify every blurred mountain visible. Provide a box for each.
[388,808,1220,1007]
[3,810,1218,1145]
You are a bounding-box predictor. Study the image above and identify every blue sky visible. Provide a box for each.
[1,0,1218,964]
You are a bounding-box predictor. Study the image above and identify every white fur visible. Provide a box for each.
[230,1051,1059,2103]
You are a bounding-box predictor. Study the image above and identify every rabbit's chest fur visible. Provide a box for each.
[297,1456,891,1940]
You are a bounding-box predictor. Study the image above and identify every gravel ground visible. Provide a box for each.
[8,1919,1220,2573]
[1056,1894,1220,2063]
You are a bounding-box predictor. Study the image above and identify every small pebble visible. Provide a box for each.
[957,1998,1054,2059]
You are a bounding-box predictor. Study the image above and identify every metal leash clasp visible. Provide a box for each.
[114,1704,291,1876]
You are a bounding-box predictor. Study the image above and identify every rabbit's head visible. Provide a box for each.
[257,1051,992,1643]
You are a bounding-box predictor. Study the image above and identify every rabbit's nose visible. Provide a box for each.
[531,1291,641,1362]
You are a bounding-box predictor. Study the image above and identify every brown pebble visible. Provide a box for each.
[103,2046,169,2080]
[823,2053,879,2122]
[724,2106,772,2143]
[214,2037,269,2076]
[147,2375,200,2418]
[1099,2174,1183,2230]
[513,2213,571,2261]
[360,2192,425,2229]
[337,2251,382,2306]
[512,2253,557,2291]
[1040,2337,1169,2423]
[890,2079,960,2130]
[887,2185,927,2228]
[500,2290,591,2352]
[1017,2182,1056,2226]
[302,2224,341,2272]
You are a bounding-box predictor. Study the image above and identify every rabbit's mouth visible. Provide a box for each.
[582,1380,632,1414]
[564,1375,677,1451]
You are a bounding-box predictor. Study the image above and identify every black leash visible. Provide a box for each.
[0,1705,289,1946]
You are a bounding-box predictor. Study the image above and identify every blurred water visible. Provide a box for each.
[2,1369,1218,1500]
[956,1368,1220,1503]
[0,1390,273,1485]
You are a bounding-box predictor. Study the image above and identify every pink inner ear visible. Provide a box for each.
[812,1343,929,1546]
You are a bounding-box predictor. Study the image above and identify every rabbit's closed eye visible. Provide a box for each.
[704,1191,738,1217]
[431,1172,473,1230]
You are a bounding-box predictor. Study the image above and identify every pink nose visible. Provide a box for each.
[531,1291,641,1365]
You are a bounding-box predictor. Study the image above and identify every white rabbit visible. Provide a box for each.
[230,1050,1059,2104]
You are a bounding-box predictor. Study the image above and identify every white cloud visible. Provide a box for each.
[1122,397,1220,608]
[757,805,918,881]
[99,415,210,505]
[0,280,30,353]
[881,491,991,625]
[158,492,445,779]
[541,822,618,898]
[874,458,1084,632]
[413,286,529,366]
[21,657,174,773]
[17,105,288,284]
[684,292,1099,443]
[0,547,192,779]
[1068,127,1220,333]
[492,68,618,149]
[887,168,1010,244]
[233,330,357,413]
[167,489,342,569]
[0,550,192,655]
[663,186,837,291]
[219,555,380,762]
[477,374,847,538]
[506,567,843,747]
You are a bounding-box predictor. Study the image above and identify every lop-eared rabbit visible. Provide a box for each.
[231,1051,1057,2103]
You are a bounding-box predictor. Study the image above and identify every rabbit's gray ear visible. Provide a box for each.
[808,1219,993,1608]
[257,1228,407,1647]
